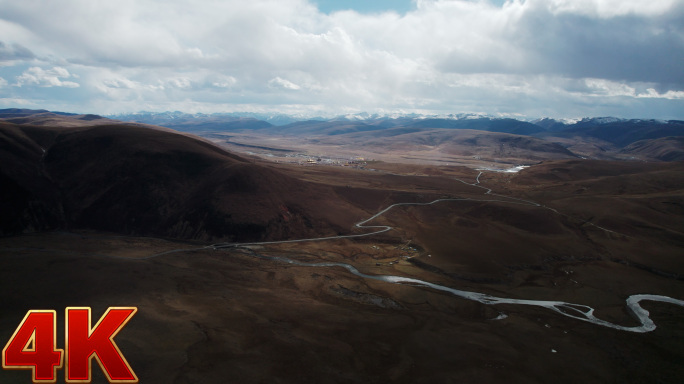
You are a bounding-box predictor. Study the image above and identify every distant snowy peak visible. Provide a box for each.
[333,112,424,122]
[577,117,675,125]
[110,111,199,121]
[109,111,304,126]
[333,112,507,122]
[534,116,676,128]
[579,117,626,125]
[110,110,547,126]
[533,117,581,125]
[108,111,678,129]
[533,117,627,126]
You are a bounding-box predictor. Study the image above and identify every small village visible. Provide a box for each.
[287,153,373,169]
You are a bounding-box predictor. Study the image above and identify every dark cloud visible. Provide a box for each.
[512,6,684,86]
[0,41,35,62]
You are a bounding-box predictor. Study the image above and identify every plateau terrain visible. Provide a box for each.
[1,109,683,383]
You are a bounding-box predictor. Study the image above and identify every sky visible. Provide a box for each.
[0,0,682,119]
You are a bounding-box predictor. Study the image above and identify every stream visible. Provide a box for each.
[159,171,684,333]
[234,247,684,333]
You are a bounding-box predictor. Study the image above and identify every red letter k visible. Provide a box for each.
[66,307,138,383]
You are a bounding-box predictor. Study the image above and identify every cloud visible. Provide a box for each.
[15,67,79,88]
[0,97,36,107]
[0,0,681,118]
[269,77,301,90]
[0,41,34,62]
[576,78,684,100]
[102,78,139,90]
[541,0,679,18]
[164,77,192,90]
[211,76,237,89]
[637,89,684,100]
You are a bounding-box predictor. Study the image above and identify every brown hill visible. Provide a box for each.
[0,121,364,241]
[0,108,186,136]
[510,160,684,261]
[510,159,665,184]
[0,109,113,127]
[620,136,684,161]
[335,128,578,164]
[555,118,684,147]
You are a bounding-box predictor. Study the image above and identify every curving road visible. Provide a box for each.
[205,171,623,251]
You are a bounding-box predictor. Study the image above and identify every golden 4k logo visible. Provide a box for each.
[2,307,138,383]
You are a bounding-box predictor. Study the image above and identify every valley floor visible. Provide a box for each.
[2,160,684,383]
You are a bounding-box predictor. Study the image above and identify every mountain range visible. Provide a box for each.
[106,110,684,162]
[4,107,683,170]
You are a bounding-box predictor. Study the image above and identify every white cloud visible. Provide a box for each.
[578,78,684,100]
[15,66,79,88]
[211,76,237,88]
[637,89,684,100]
[0,97,36,106]
[165,77,192,89]
[0,77,7,87]
[102,78,139,90]
[0,0,681,118]
[584,78,637,97]
[269,77,301,90]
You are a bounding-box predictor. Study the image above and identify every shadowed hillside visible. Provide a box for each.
[0,121,364,241]
[620,137,684,161]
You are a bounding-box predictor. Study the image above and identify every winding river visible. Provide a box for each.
[234,249,684,333]
[154,171,684,333]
